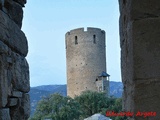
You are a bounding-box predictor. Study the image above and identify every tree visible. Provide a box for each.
[105,98,128,120]
[29,93,81,120]
[75,91,127,120]
[74,90,110,118]
[30,91,126,120]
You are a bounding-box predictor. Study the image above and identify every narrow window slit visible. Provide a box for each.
[93,35,96,44]
[75,36,78,44]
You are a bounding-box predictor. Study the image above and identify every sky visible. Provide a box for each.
[22,0,121,87]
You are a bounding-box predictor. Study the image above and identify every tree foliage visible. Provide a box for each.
[29,91,126,120]
[29,93,81,120]
[74,90,110,118]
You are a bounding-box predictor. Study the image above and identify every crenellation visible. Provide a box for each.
[67,27,104,35]
[69,28,84,34]
[87,27,102,32]
[101,30,105,34]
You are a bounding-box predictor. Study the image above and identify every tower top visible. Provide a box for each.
[65,27,105,36]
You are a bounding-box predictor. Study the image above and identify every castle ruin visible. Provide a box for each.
[65,27,109,98]
[0,0,159,119]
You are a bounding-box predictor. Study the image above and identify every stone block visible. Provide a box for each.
[0,10,28,56]
[10,94,30,120]
[0,56,9,107]
[133,18,160,79]
[4,0,23,28]
[10,106,21,120]
[12,53,30,93]
[12,91,22,98]
[21,93,30,119]
[8,98,18,106]
[0,108,11,120]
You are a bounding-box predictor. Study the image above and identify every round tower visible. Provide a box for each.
[65,27,107,98]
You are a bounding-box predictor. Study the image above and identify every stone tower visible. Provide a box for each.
[65,27,109,98]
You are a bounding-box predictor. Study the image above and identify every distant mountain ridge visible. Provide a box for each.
[29,81,123,116]
[33,85,67,96]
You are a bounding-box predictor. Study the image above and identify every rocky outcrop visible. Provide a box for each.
[0,0,30,119]
[119,0,160,120]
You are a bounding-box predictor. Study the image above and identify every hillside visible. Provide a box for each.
[29,81,123,116]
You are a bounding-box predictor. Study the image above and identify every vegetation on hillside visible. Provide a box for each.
[29,81,123,115]
[29,91,127,120]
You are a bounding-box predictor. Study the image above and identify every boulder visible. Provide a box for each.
[84,113,111,120]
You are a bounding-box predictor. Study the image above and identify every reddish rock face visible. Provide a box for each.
[119,0,160,120]
[0,0,30,119]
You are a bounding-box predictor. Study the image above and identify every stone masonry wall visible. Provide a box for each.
[0,0,30,119]
[66,27,106,98]
[119,0,160,120]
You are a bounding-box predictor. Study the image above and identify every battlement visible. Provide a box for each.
[66,27,105,36]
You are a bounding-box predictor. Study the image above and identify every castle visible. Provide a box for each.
[65,27,109,98]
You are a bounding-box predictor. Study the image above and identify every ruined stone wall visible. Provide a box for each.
[0,0,30,119]
[119,0,160,119]
[66,27,106,98]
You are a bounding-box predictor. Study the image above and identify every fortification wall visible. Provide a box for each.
[66,27,106,98]
[119,0,160,119]
[0,0,30,119]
